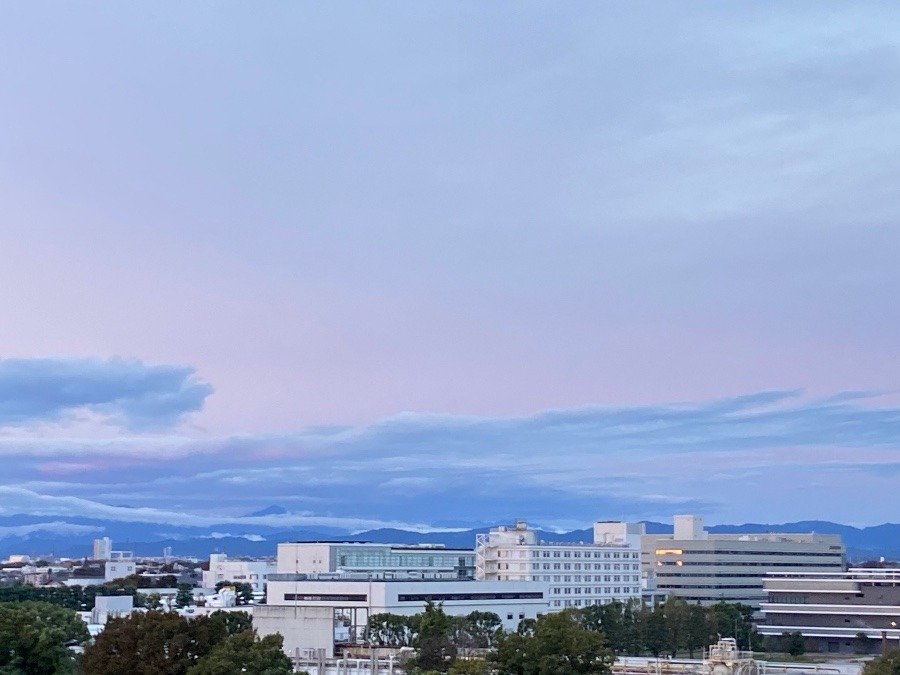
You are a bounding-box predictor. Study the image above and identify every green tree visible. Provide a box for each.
[781,631,806,657]
[366,612,413,646]
[581,601,630,654]
[662,598,689,657]
[684,603,708,658]
[448,659,491,675]
[708,602,757,651]
[492,610,614,675]
[82,610,228,675]
[864,648,900,675]
[855,632,873,655]
[186,630,292,675]
[448,611,503,653]
[411,601,457,673]
[0,601,90,675]
[175,584,194,608]
[211,610,253,636]
[620,600,642,655]
[215,581,254,606]
[463,611,502,649]
[640,606,667,657]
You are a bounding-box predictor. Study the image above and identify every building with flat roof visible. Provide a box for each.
[475,521,644,611]
[202,553,276,594]
[92,537,112,561]
[277,541,475,579]
[258,576,550,658]
[642,515,845,609]
[759,568,900,654]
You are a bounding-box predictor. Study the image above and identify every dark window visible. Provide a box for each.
[398,592,544,602]
[284,593,367,602]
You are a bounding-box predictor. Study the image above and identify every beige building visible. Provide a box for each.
[642,515,845,608]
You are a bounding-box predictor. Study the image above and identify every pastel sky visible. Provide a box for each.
[1,2,899,532]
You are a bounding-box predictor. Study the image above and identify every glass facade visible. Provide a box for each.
[335,546,475,578]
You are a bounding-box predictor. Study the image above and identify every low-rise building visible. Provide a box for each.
[105,559,136,582]
[202,553,276,594]
[258,576,550,658]
[759,568,900,654]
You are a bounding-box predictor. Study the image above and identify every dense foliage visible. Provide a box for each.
[492,610,614,675]
[865,648,900,675]
[0,601,90,675]
[368,596,758,669]
[579,598,758,657]
[0,583,136,611]
[214,580,255,605]
[184,630,292,675]
[80,610,269,675]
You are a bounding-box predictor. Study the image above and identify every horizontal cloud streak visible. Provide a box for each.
[0,357,212,430]
[0,389,898,528]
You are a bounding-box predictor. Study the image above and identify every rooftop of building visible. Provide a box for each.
[283,541,473,551]
[268,573,542,583]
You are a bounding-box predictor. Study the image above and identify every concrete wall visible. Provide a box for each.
[254,604,337,658]
[277,543,333,574]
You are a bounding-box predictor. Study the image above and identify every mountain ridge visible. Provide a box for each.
[1,512,898,560]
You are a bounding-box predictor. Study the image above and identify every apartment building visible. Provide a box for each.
[475,521,644,610]
[760,568,900,654]
[92,537,114,561]
[642,515,845,608]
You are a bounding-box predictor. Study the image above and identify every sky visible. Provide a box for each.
[1,2,899,533]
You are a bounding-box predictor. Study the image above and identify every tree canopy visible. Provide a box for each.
[0,601,90,675]
[492,610,614,675]
[185,630,292,675]
[866,649,900,675]
[81,610,228,675]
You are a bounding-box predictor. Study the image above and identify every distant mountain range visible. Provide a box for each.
[1,507,897,561]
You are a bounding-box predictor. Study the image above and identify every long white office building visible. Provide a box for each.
[258,573,548,657]
[475,521,644,610]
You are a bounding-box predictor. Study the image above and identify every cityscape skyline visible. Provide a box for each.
[2,3,900,532]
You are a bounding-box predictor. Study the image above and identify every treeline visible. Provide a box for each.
[375,602,614,675]
[0,583,138,611]
[0,605,294,675]
[368,597,758,660]
[0,577,205,611]
[82,611,292,675]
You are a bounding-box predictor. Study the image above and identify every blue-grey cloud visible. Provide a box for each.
[1,390,899,528]
[0,358,212,430]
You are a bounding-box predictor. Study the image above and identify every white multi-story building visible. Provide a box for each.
[642,515,846,609]
[258,576,549,658]
[256,539,551,658]
[202,553,277,594]
[277,541,475,579]
[475,521,644,611]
